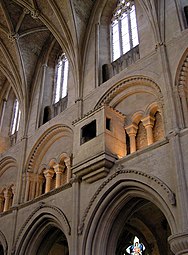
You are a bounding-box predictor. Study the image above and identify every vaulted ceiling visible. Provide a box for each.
[0,0,99,112]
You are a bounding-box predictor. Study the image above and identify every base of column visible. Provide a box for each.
[168,232,188,255]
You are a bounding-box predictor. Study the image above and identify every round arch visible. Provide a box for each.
[0,156,17,178]
[14,205,70,255]
[81,168,177,255]
[95,76,163,109]
[25,124,73,174]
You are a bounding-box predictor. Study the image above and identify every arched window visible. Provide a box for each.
[43,106,51,124]
[10,99,21,135]
[111,0,139,61]
[184,6,188,26]
[54,53,69,104]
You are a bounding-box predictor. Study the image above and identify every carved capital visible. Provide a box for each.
[43,169,54,179]
[3,189,12,198]
[125,123,138,136]
[53,164,65,174]
[141,116,155,128]
[168,232,188,255]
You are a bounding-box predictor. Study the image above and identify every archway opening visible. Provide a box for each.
[113,198,172,255]
[37,227,69,255]
[0,244,4,255]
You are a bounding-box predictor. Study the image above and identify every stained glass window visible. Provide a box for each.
[126,236,145,255]
[111,0,139,61]
[54,53,69,104]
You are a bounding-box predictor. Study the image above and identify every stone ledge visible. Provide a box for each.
[72,152,117,183]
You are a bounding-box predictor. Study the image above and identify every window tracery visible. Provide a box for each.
[111,0,139,61]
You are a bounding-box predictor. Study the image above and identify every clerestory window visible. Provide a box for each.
[54,53,69,104]
[10,98,21,135]
[111,0,139,61]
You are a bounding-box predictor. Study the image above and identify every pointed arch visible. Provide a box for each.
[0,230,7,254]
[81,166,177,254]
[14,205,71,255]
[13,0,79,98]
[0,39,23,103]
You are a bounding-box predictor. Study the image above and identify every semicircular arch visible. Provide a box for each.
[95,76,163,109]
[25,124,73,174]
[0,156,17,178]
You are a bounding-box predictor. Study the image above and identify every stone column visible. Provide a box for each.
[168,232,188,255]
[53,164,64,188]
[3,189,12,212]
[43,169,54,193]
[0,193,4,212]
[142,116,155,145]
[35,174,44,197]
[64,158,71,183]
[125,124,138,153]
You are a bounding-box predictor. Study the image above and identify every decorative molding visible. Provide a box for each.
[177,53,188,87]
[78,166,176,235]
[94,76,163,109]
[0,156,17,177]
